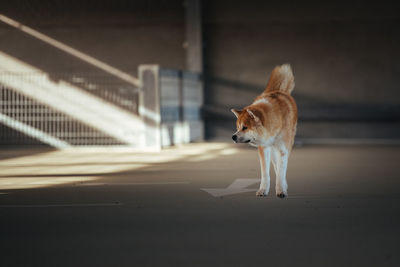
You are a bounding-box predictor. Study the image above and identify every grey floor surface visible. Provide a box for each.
[0,143,399,267]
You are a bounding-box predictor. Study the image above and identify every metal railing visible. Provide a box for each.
[0,72,139,146]
[50,73,139,115]
[0,66,204,148]
[0,15,203,149]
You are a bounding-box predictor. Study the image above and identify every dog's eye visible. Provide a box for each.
[242,126,247,131]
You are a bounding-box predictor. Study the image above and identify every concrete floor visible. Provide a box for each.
[0,143,399,267]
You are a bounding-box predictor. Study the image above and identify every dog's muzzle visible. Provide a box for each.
[232,135,238,142]
[232,135,251,143]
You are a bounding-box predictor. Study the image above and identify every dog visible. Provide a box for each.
[231,64,298,198]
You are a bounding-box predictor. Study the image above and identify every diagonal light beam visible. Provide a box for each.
[0,113,71,148]
[0,51,145,146]
[0,14,141,87]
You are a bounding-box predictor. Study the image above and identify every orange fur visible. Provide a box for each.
[231,64,298,198]
[233,66,297,149]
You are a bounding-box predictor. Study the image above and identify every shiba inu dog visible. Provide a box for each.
[231,64,298,198]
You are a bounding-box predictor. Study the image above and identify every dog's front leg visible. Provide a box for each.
[256,146,271,197]
[272,146,289,198]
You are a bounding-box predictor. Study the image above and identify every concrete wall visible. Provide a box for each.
[0,0,186,74]
[203,0,400,140]
[1,0,399,142]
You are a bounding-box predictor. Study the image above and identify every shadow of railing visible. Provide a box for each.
[203,75,400,140]
[205,75,400,122]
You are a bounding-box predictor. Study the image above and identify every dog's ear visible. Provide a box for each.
[231,108,242,118]
[246,109,261,125]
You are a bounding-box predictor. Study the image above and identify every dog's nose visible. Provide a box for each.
[232,135,237,142]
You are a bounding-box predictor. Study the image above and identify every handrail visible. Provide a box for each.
[0,14,141,87]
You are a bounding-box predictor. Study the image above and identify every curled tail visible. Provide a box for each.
[265,64,295,94]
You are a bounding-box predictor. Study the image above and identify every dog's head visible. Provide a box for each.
[231,108,265,145]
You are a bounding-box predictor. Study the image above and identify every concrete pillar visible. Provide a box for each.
[184,0,203,73]
[184,0,204,142]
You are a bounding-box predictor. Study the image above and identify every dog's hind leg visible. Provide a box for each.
[256,146,271,197]
[272,145,289,198]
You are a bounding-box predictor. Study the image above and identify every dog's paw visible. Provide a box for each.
[276,192,287,199]
[256,189,268,197]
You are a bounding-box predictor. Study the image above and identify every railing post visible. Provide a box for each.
[138,65,161,150]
